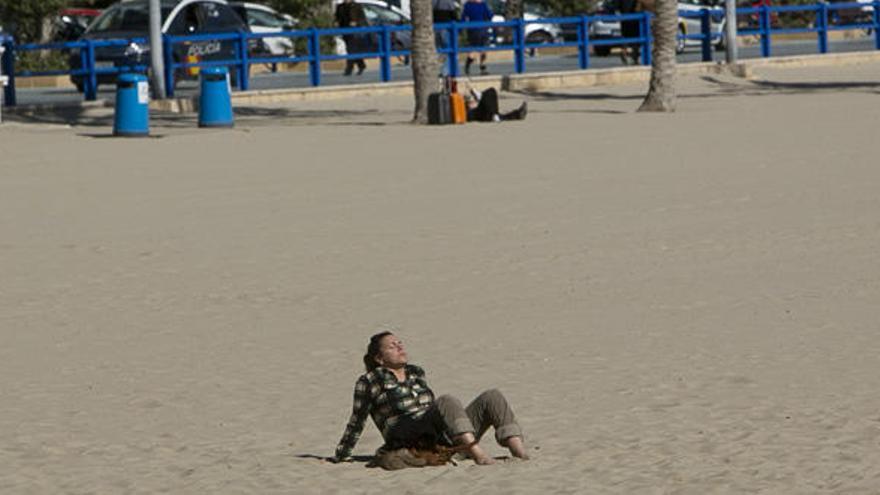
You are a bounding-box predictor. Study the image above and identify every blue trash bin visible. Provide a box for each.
[199,66,234,128]
[113,73,150,137]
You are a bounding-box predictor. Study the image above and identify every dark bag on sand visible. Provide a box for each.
[428,92,452,125]
[367,444,459,470]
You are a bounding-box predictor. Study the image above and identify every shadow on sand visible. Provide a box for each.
[3,104,400,130]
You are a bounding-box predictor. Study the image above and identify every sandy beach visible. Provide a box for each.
[2,61,880,494]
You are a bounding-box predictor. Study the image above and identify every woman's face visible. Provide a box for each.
[376,334,408,368]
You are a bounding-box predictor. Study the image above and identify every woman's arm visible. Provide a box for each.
[333,376,371,461]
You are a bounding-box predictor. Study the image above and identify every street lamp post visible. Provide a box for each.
[724,0,739,64]
[149,0,166,98]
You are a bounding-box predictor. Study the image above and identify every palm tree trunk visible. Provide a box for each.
[638,0,676,112]
[410,0,439,123]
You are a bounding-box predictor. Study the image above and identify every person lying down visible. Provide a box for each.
[465,85,528,123]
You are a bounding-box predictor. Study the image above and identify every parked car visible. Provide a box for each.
[677,0,726,52]
[486,0,562,45]
[229,2,298,56]
[827,0,874,26]
[333,0,412,56]
[55,8,103,42]
[565,0,725,56]
[69,0,254,92]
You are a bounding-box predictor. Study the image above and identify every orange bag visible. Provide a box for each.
[449,92,467,124]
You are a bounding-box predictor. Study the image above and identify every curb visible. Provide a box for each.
[6,50,880,115]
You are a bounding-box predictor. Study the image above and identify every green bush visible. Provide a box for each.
[15,50,69,72]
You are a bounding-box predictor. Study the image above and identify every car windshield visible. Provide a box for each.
[362,5,407,25]
[89,3,172,33]
[524,2,552,16]
[247,8,287,28]
[486,0,553,17]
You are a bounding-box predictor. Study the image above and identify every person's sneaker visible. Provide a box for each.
[516,101,528,120]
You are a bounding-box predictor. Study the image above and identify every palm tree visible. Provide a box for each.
[638,0,676,112]
[410,0,440,123]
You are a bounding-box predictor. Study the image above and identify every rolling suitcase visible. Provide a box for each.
[428,92,452,125]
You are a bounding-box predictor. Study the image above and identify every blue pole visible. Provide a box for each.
[448,24,459,77]
[78,40,89,95]
[578,15,590,69]
[874,0,880,50]
[85,39,97,101]
[514,18,526,73]
[817,3,828,54]
[641,13,652,66]
[2,38,16,107]
[701,8,712,61]
[760,4,771,57]
[83,40,98,101]
[238,31,250,90]
[380,25,392,82]
[308,28,321,87]
[163,35,175,97]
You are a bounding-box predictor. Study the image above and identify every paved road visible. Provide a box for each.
[7,37,878,107]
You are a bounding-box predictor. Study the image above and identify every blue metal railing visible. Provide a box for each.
[2,2,879,107]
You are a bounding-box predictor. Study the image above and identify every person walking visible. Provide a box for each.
[617,0,642,65]
[335,0,368,75]
[461,0,493,75]
[433,0,459,56]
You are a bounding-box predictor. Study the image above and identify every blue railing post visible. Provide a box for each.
[817,2,828,54]
[700,8,712,61]
[514,18,526,73]
[308,28,321,87]
[84,39,97,101]
[874,0,880,50]
[163,35,175,97]
[1,37,16,107]
[641,13,652,66]
[238,31,250,90]
[760,4,771,57]
[578,15,591,69]
[380,25,392,82]
[448,23,459,77]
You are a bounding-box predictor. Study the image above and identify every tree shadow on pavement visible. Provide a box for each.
[511,75,880,113]
[4,105,401,130]
[231,106,398,127]
[746,78,880,93]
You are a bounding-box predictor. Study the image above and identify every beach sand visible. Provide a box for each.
[2,62,879,494]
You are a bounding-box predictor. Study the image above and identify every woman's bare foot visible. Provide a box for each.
[455,432,495,465]
[468,444,495,465]
[504,436,530,460]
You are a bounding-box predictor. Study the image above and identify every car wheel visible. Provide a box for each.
[526,31,554,45]
[676,25,686,54]
[593,45,611,57]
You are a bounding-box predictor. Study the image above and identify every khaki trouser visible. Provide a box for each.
[386,389,523,448]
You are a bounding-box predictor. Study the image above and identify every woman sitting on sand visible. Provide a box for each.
[333,330,529,465]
